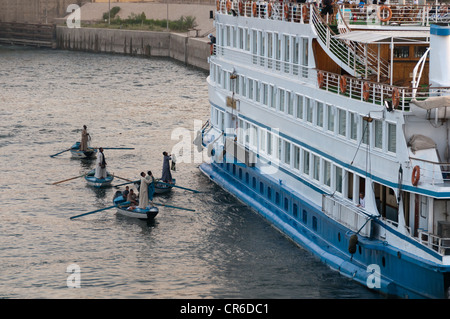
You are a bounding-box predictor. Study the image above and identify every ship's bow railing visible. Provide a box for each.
[322,194,373,237]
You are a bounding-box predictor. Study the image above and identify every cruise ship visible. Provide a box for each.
[199,0,450,298]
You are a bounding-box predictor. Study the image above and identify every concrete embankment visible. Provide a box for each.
[56,26,211,71]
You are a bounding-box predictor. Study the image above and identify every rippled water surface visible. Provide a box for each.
[0,46,380,299]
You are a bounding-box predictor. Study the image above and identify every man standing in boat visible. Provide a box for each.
[161,151,173,183]
[94,147,107,179]
[138,171,152,209]
[80,125,90,152]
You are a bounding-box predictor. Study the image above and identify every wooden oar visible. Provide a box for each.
[94,147,135,150]
[157,182,201,193]
[112,174,134,182]
[49,148,72,158]
[114,180,139,188]
[52,174,85,185]
[70,201,131,220]
[153,202,195,212]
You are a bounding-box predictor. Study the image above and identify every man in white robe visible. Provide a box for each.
[138,172,151,209]
[95,147,107,179]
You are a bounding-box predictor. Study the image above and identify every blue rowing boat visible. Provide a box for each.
[85,169,114,188]
[70,142,97,159]
[113,191,159,220]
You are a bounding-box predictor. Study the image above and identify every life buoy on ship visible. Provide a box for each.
[252,2,257,17]
[317,71,324,88]
[339,75,347,93]
[239,1,244,15]
[267,3,272,18]
[226,0,232,12]
[363,82,370,101]
[378,6,392,22]
[392,87,400,108]
[412,165,420,186]
[284,4,289,19]
[302,5,309,21]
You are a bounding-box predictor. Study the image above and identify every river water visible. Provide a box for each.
[0,46,380,299]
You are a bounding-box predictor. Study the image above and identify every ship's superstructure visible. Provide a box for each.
[200,0,450,298]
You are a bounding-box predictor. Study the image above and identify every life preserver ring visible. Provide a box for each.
[284,4,289,19]
[363,82,370,101]
[239,1,244,15]
[216,0,220,12]
[378,6,392,22]
[412,165,420,186]
[267,3,272,18]
[226,0,231,12]
[252,2,257,17]
[339,75,347,93]
[317,71,324,88]
[392,87,400,108]
[302,5,309,21]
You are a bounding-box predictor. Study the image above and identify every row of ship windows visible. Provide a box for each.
[216,23,309,67]
[212,107,372,199]
[210,66,397,155]
[219,161,319,231]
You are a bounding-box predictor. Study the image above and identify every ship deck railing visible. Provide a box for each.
[316,68,450,111]
[322,194,373,237]
[324,194,450,255]
[409,156,450,186]
[216,0,450,27]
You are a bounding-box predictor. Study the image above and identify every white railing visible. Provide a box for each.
[216,0,450,26]
[322,194,373,237]
[316,69,450,110]
[417,230,450,255]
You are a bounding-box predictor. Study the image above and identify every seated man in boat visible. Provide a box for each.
[127,188,138,206]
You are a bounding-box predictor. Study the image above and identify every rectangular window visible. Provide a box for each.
[255,81,260,103]
[238,119,244,144]
[303,150,310,175]
[388,123,396,153]
[245,28,250,51]
[361,116,369,146]
[248,79,254,100]
[335,166,343,193]
[287,91,294,116]
[270,85,276,109]
[267,131,273,156]
[241,76,246,97]
[350,112,358,141]
[374,119,383,149]
[262,83,268,106]
[316,102,324,128]
[338,109,346,137]
[323,160,331,187]
[293,145,300,170]
[284,140,291,165]
[312,155,320,181]
[306,97,313,123]
[296,95,303,120]
[260,129,266,153]
[239,27,244,49]
[279,89,285,112]
[327,104,335,132]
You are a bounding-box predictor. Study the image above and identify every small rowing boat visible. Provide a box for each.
[113,191,159,220]
[70,142,97,159]
[85,169,114,188]
[155,178,176,194]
